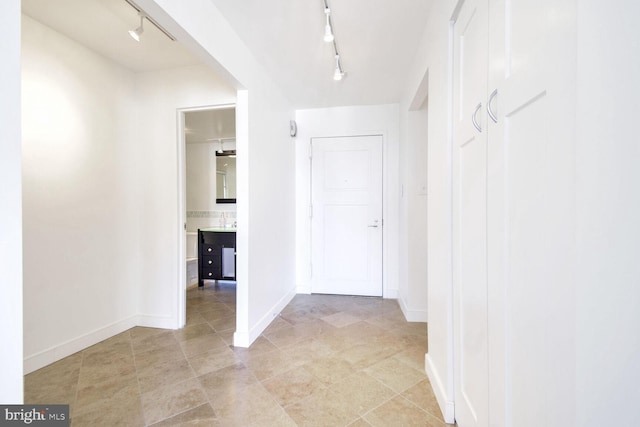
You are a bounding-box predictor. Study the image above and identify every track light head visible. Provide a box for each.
[324,8,334,42]
[129,14,145,42]
[333,54,345,81]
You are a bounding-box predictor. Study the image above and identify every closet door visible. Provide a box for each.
[486,0,576,425]
[452,0,489,425]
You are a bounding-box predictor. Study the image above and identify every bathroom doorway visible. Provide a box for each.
[178,104,237,330]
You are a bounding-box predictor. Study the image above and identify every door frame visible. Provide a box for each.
[176,102,236,329]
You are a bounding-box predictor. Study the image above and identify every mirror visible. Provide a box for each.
[216,150,236,203]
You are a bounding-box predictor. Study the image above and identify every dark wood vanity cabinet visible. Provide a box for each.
[198,229,236,286]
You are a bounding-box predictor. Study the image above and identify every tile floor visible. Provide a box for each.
[24,282,447,426]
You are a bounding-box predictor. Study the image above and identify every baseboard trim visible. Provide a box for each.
[234,287,297,348]
[398,295,428,322]
[296,282,311,294]
[425,353,455,424]
[24,314,179,374]
[384,288,399,299]
[24,315,139,374]
[136,314,178,330]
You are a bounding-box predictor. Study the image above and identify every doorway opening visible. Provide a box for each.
[177,104,237,329]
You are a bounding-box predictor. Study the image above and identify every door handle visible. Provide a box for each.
[487,89,498,123]
[368,220,379,228]
[472,103,482,132]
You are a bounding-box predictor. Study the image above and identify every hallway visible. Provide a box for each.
[24,283,444,426]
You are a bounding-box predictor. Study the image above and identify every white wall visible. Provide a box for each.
[0,0,23,403]
[398,101,429,322]
[134,65,236,328]
[186,142,220,215]
[294,104,400,300]
[399,0,457,422]
[21,13,238,372]
[140,0,297,346]
[21,15,140,373]
[576,1,640,424]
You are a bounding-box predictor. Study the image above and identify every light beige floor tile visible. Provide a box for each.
[24,288,444,427]
[77,353,136,388]
[215,382,296,427]
[131,330,179,355]
[24,352,82,405]
[173,322,215,343]
[337,342,400,370]
[207,314,236,332]
[129,326,167,342]
[402,379,445,421]
[322,311,363,328]
[72,393,144,427]
[188,346,239,377]
[262,316,293,334]
[232,336,279,360]
[348,418,374,427]
[364,396,446,427]
[185,310,208,327]
[365,357,427,393]
[279,336,334,362]
[242,348,299,381]
[137,357,196,394]
[82,331,131,357]
[329,371,396,415]
[261,365,325,407]
[140,377,207,425]
[148,403,219,427]
[197,363,258,410]
[74,373,139,417]
[179,332,229,358]
[134,342,185,368]
[303,355,355,386]
[279,308,317,325]
[393,344,428,372]
[284,387,360,427]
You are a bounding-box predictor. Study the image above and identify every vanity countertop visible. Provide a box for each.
[200,227,237,233]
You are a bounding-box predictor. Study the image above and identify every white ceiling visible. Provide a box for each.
[21,0,433,108]
[210,0,433,108]
[185,108,236,145]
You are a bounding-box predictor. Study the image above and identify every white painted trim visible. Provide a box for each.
[176,103,237,332]
[136,314,178,330]
[426,353,456,424]
[398,295,428,322]
[233,286,296,348]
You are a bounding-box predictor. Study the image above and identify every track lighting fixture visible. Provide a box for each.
[128,13,145,42]
[124,0,176,41]
[323,0,345,81]
[333,54,344,81]
[323,8,334,42]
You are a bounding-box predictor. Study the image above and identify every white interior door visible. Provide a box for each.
[486,0,576,425]
[452,0,489,425]
[311,135,383,297]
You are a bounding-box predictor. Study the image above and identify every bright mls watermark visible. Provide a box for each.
[0,405,69,426]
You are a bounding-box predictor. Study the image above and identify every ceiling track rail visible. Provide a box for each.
[124,0,176,41]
